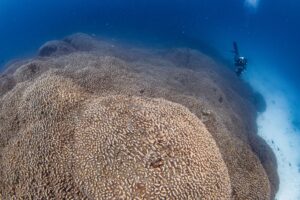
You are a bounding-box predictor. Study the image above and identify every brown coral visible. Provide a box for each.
[74,95,232,199]
[0,73,89,199]
[0,33,278,199]
[39,40,76,57]
[0,73,231,199]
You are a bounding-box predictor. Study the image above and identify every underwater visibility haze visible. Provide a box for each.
[0,0,300,199]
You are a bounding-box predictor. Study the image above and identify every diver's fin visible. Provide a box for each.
[233,41,240,56]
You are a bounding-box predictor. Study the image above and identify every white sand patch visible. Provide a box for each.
[246,70,300,200]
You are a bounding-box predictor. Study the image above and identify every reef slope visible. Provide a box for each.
[0,33,278,199]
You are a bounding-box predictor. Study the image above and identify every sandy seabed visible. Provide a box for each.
[247,70,300,200]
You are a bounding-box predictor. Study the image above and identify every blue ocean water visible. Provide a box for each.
[0,0,300,199]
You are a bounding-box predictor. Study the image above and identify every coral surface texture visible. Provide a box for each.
[0,33,278,199]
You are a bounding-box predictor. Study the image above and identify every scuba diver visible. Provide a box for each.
[232,41,248,77]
